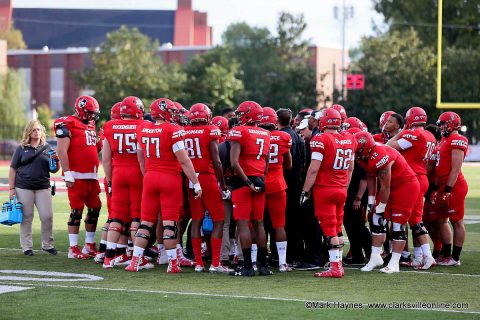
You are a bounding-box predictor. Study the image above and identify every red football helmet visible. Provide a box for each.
[437,111,461,137]
[173,101,189,125]
[110,102,122,120]
[75,95,100,122]
[212,116,229,135]
[404,106,427,129]
[354,131,376,160]
[342,117,365,131]
[235,101,263,126]
[346,127,362,134]
[150,98,177,122]
[299,108,313,114]
[379,111,395,130]
[319,108,342,131]
[330,104,347,122]
[120,96,144,119]
[189,103,212,124]
[259,107,277,128]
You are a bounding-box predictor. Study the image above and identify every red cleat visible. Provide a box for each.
[167,258,182,273]
[314,262,343,278]
[68,245,90,259]
[177,248,195,267]
[82,243,97,258]
[125,256,154,272]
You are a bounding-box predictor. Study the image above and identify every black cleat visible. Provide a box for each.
[23,249,34,256]
[43,247,58,255]
[229,266,255,277]
[258,266,273,276]
[294,262,321,271]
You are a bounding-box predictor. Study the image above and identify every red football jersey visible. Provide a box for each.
[54,115,99,178]
[310,131,356,188]
[265,130,292,193]
[103,119,145,167]
[396,128,437,175]
[136,121,185,174]
[358,144,417,190]
[183,124,221,174]
[434,133,468,185]
[96,127,104,153]
[227,125,270,177]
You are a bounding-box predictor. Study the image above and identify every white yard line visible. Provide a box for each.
[0,281,477,315]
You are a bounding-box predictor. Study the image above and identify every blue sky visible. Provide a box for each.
[14,0,384,48]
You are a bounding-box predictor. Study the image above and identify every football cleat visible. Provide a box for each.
[125,256,154,272]
[418,255,436,270]
[195,264,205,272]
[403,255,423,268]
[157,252,168,265]
[436,257,461,266]
[94,252,105,264]
[258,266,273,276]
[314,262,342,278]
[229,266,255,277]
[177,248,196,267]
[399,254,412,266]
[68,245,90,259]
[114,253,131,266]
[379,264,400,274]
[167,259,182,273]
[278,264,293,273]
[82,243,97,258]
[209,264,234,274]
[361,254,384,272]
[102,257,114,269]
[252,263,258,272]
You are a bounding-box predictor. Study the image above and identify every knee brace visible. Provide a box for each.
[123,222,131,236]
[371,213,387,234]
[324,236,344,250]
[392,223,407,241]
[411,222,428,238]
[85,207,101,224]
[337,232,343,238]
[135,224,153,242]
[106,219,112,224]
[163,222,178,240]
[108,226,123,233]
[67,209,83,226]
[101,226,109,232]
[131,218,141,223]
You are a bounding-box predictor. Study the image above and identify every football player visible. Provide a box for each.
[184,103,232,273]
[95,102,121,263]
[301,108,355,278]
[125,98,201,272]
[372,111,395,143]
[54,96,102,259]
[386,107,437,269]
[228,101,271,276]
[430,112,469,266]
[330,104,347,124]
[101,96,145,269]
[212,116,229,143]
[258,107,293,272]
[355,131,420,273]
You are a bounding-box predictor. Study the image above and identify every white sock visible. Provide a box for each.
[389,252,401,267]
[167,248,177,261]
[117,244,127,249]
[371,246,382,256]
[176,244,185,257]
[157,243,166,254]
[251,244,258,264]
[276,241,287,265]
[128,240,133,249]
[106,241,117,250]
[328,249,340,263]
[69,234,78,247]
[402,250,410,258]
[85,231,96,244]
[413,247,423,258]
[421,243,433,257]
[133,246,144,258]
[100,239,107,245]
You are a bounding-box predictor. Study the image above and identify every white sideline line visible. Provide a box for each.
[0,281,478,315]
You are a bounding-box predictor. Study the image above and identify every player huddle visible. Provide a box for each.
[53,95,469,278]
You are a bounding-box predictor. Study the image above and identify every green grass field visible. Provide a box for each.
[0,165,479,319]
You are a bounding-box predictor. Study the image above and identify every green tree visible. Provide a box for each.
[183,47,243,111]
[77,26,185,120]
[346,29,437,130]
[0,70,26,139]
[0,24,27,49]
[36,103,54,136]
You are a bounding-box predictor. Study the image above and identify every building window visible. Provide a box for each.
[50,68,64,114]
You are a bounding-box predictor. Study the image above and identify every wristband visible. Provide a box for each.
[444,185,453,193]
[368,196,376,205]
[64,171,75,182]
[193,182,201,193]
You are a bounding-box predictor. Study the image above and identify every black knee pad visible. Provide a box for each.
[123,222,131,236]
[370,224,387,235]
[324,236,344,250]
[67,209,83,226]
[411,222,428,238]
[131,218,141,223]
[85,207,101,224]
[392,224,407,241]
[163,222,178,240]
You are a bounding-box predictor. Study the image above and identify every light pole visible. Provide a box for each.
[334,1,354,100]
